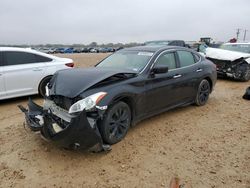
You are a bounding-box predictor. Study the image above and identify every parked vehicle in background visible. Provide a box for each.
[90,48,99,53]
[144,40,190,48]
[81,47,90,53]
[0,47,74,100]
[107,47,115,52]
[19,46,217,151]
[48,48,57,54]
[73,48,82,53]
[63,48,74,53]
[97,47,115,53]
[54,48,63,54]
[200,37,223,48]
[98,48,110,53]
[200,37,212,46]
[39,48,50,54]
[199,43,250,81]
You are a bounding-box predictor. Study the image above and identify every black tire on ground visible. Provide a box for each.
[99,101,131,145]
[38,76,52,97]
[195,79,211,106]
[238,64,250,81]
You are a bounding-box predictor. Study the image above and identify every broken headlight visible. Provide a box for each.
[68,92,107,114]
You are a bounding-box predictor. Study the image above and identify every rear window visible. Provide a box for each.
[35,54,52,62]
[5,52,37,65]
[193,53,201,62]
[177,51,195,67]
[4,51,51,65]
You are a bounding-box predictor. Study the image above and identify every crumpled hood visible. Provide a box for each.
[49,67,137,98]
[205,47,250,63]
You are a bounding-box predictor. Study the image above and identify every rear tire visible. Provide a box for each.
[38,76,52,97]
[99,101,131,145]
[195,79,211,106]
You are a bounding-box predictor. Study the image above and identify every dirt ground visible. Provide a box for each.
[0,53,249,188]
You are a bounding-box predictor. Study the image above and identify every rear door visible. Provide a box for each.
[175,50,203,102]
[3,51,47,97]
[0,52,6,98]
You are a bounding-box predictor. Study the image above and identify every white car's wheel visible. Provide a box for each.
[38,76,52,97]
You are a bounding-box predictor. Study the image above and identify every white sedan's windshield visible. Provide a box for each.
[220,44,250,54]
[97,51,153,72]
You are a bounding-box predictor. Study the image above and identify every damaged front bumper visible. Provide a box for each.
[18,98,110,152]
[207,57,249,80]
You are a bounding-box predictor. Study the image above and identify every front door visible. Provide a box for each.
[145,51,183,114]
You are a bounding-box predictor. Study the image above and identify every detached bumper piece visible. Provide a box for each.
[18,98,110,152]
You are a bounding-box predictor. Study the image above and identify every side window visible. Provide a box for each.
[35,55,52,62]
[155,52,176,70]
[5,52,37,66]
[177,51,195,67]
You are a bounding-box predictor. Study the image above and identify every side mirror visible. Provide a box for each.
[151,65,168,74]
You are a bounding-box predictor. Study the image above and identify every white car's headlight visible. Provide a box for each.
[68,92,107,114]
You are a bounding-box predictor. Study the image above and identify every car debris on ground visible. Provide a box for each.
[243,86,250,100]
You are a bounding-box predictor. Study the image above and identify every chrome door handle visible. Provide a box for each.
[33,68,43,71]
[173,74,182,79]
[196,68,203,72]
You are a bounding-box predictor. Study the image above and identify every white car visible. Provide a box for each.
[198,43,250,81]
[0,47,74,100]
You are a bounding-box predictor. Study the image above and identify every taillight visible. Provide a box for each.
[65,63,74,67]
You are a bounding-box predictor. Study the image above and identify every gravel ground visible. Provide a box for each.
[0,53,249,188]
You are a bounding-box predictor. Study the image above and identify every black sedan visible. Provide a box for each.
[19,46,217,152]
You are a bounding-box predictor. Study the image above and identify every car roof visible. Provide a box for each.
[0,47,61,59]
[145,40,183,42]
[120,45,188,53]
[0,47,35,52]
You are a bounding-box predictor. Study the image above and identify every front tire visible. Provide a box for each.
[195,79,211,106]
[99,101,131,145]
[238,64,250,81]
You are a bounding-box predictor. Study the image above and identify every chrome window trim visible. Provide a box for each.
[139,52,156,74]
[150,49,177,71]
[149,49,202,72]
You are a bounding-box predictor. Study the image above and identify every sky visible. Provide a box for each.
[0,0,249,45]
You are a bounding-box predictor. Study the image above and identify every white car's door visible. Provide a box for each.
[3,51,47,98]
[0,52,6,98]
[0,68,6,98]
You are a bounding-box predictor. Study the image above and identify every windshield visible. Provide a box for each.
[96,51,153,72]
[220,44,250,54]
